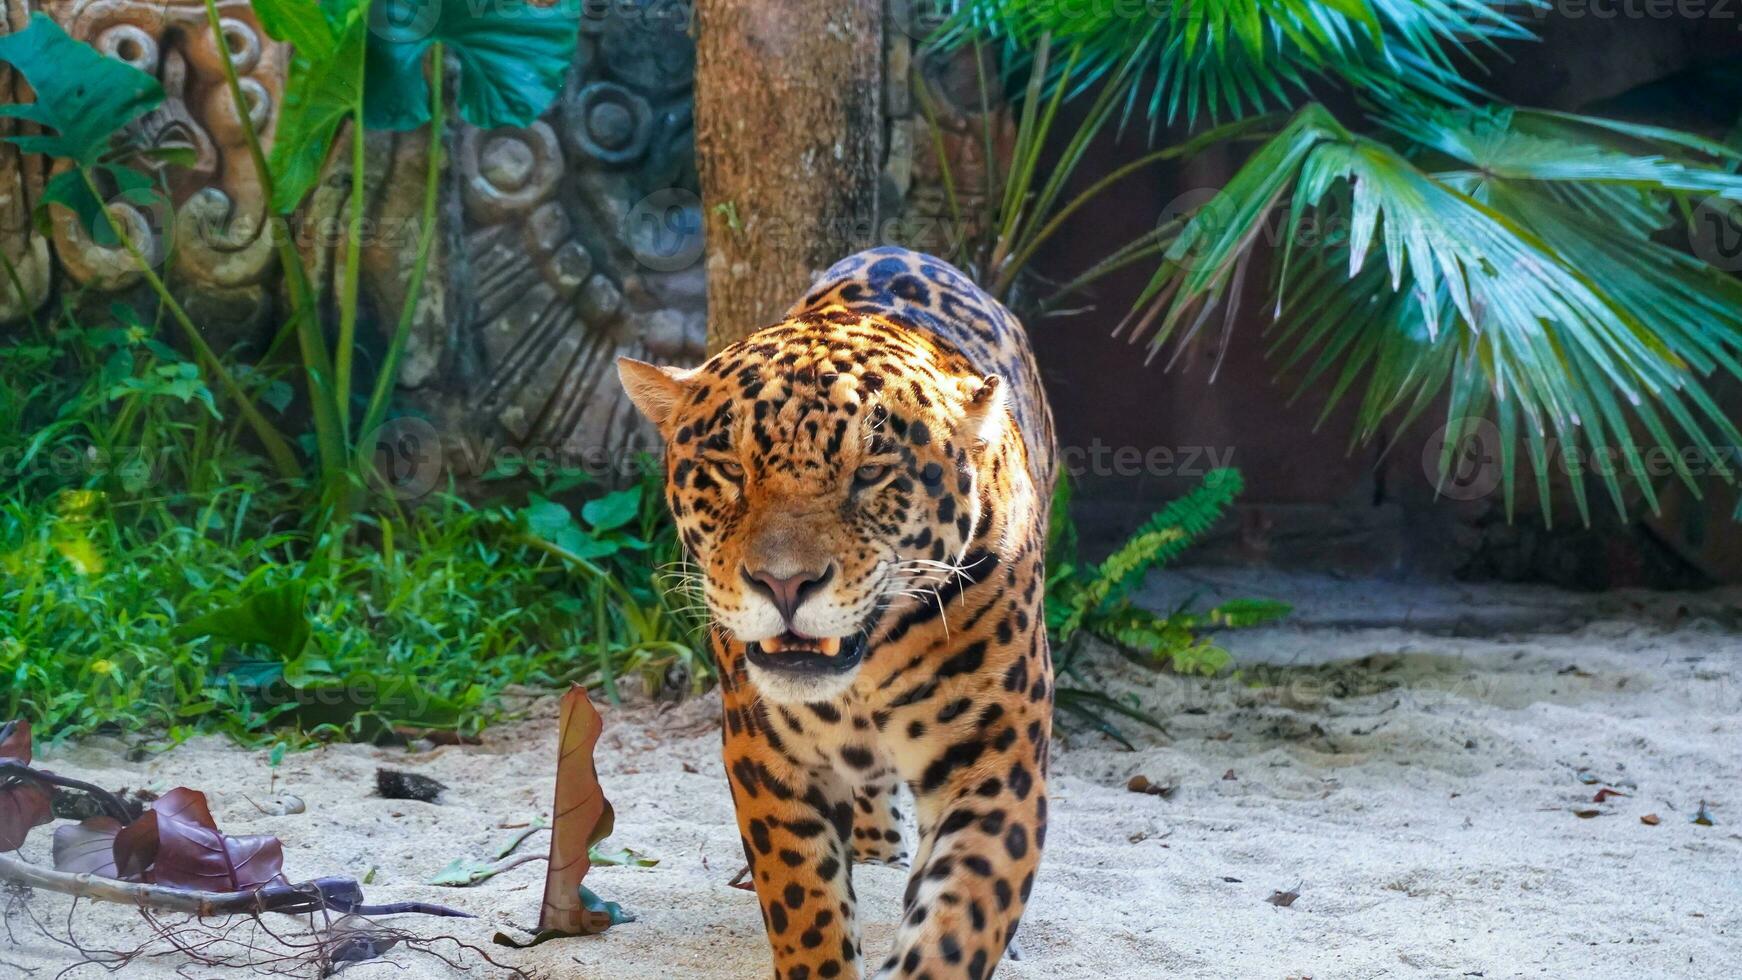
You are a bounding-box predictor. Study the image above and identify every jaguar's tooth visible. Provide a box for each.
[817,637,842,656]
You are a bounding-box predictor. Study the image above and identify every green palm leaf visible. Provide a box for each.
[1133,103,1742,522]
[934,0,1534,127]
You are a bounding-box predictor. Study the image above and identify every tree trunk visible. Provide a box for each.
[693,0,884,352]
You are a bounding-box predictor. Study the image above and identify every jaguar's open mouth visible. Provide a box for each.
[746,630,868,675]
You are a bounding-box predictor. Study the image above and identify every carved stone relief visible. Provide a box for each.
[0,0,52,323]
[1,0,994,481]
[428,0,703,474]
[14,0,287,342]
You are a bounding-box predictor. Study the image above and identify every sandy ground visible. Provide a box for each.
[5,571,1740,979]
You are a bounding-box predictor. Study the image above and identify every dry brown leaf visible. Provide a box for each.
[1592,787,1628,803]
[52,817,122,877]
[538,685,616,936]
[1640,814,1661,826]
[0,720,53,851]
[112,787,286,890]
[1126,775,1177,799]
[1266,887,1300,908]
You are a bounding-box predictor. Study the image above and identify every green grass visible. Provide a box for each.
[0,311,706,749]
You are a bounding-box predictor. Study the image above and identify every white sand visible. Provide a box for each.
[5,573,1739,979]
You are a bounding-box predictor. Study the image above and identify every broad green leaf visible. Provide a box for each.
[362,0,581,131]
[262,3,367,212]
[0,14,163,165]
[522,495,574,540]
[251,0,340,59]
[581,488,641,532]
[177,581,313,660]
[39,163,162,247]
[524,496,619,559]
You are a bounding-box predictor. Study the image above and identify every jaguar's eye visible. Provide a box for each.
[853,463,892,487]
[716,460,744,480]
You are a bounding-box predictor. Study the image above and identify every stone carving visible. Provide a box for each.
[4,0,287,338]
[1,0,993,482]
[0,1,52,323]
[433,0,704,474]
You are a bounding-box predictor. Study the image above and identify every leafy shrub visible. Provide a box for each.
[1048,468,1287,675]
[0,320,703,749]
[1046,469,1288,744]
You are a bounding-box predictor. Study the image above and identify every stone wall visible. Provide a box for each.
[0,0,997,484]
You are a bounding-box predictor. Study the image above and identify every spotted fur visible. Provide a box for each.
[619,247,1056,980]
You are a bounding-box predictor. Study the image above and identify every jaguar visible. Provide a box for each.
[618,245,1057,979]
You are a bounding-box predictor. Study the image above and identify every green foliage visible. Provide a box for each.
[255,0,368,213]
[933,2,1742,524]
[0,321,705,747]
[258,0,580,208]
[0,15,162,165]
[4,0,582,525]
[0,15,166,246]
[362,0,582,131]
[0,11,663,751]
[915,33,1281,303]
[1048,469,1287,681]
[937,0,1532,127]
[1141,104,1742,522]
[1044,470,1286,748]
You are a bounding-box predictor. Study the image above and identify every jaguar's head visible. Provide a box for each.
[618,316,1004,703]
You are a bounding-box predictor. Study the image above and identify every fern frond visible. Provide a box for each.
[1203,598,1293,628]
[1103,467,1243,602]
[1056,527,1185,641]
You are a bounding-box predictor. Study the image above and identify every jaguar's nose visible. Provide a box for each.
[741,564,834,625]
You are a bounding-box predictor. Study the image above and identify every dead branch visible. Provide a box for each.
[5,882,525,979]
[0,853,470,919]
[0,761,134,823]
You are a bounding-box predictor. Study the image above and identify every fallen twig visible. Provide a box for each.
[0,760,133,823]
[0,853,471,918]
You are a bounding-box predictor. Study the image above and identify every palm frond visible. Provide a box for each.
[1133,103,1742,522]
[933,0,1536,128]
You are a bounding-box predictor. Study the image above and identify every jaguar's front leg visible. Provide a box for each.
[726,699,863,980]
[851,777,909,867]
[878,718,1050,979]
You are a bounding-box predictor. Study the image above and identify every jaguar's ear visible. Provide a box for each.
[956,374,1007,450]
[617,357,695,434]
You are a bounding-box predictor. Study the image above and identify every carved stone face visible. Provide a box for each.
[618,312,1002,702]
